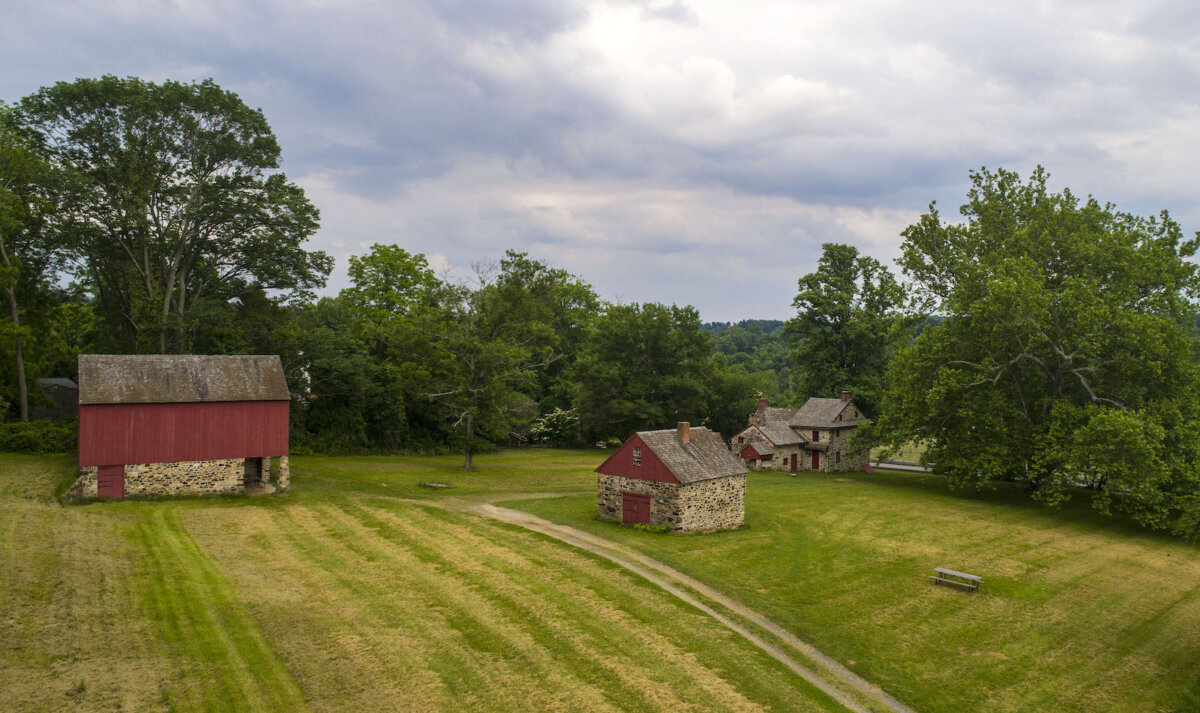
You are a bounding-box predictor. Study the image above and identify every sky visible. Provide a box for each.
[3,0,1200,321]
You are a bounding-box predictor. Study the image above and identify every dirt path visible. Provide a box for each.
[451,501,918,713]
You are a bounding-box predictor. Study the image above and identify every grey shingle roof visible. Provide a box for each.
[759,406,799,421]
[78,355,289,405]
[755,422,806,446]
[637,426,747,483]
[788,397,858,428]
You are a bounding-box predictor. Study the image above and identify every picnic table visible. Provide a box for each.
[930,567,982,592]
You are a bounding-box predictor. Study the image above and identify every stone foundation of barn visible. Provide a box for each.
[67,455,290,502]
[597,473,745,532]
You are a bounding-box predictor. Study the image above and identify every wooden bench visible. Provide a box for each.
[930,567,982,592]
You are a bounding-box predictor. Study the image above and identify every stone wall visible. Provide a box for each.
[823,428,869,472]
[277,455,291,492]
[597,473,745,532]
[677,475,745,531]
[69,466,98,500]
[124,458,244,496]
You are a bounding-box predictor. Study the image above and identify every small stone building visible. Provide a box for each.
[732,391,869,473]
[597,422,746,533]
[69,354,291,501]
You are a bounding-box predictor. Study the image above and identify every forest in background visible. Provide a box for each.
[8,76,1200,537]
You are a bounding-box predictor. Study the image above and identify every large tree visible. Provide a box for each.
[785,242,907,416]
[875,166,1200,533]
[18,76,331,353]
[0,104,67,420]
[573,302,716,442]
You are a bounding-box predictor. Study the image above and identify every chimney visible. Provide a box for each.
[757,398,769,412]
[841,390,852,402]
[677,422,690,443]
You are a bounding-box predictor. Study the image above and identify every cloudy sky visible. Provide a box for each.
[4,0,1199,321]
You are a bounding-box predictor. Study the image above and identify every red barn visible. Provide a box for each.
[69,355,291,501]
[596,422,746,532]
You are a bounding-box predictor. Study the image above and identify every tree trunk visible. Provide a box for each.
[463,410,475,470]
[4,286,28,422]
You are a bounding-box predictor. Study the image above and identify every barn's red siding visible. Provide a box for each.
[595,434,679,483]
[79,401,288,467]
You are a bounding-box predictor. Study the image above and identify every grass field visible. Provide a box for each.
[0,451,843,712]
[508,468,1200,713]
[5,449,1200,712]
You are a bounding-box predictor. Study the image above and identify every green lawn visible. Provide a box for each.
[0,451,842,712]
[507,468,1200,713]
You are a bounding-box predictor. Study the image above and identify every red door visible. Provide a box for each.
[622,492,651,524]
[97,465,125,500]
[790,454,797,472]
[811,450,820,470]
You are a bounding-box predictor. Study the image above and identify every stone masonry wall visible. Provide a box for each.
[277,455,291,492]
[68,466,99,500]
[677,475,745,531]
[124,458,245,496]
[598,474,682,527]
[598,473,745,532]
[823,428,868,472]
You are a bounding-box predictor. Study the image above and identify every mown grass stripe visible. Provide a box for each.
[343,500,843,713]
[130,507,308,713]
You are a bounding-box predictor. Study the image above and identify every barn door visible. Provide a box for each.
[97,465,125,500]
[621,492,651,524]
[811,450,820,470]
[789,453,797,472]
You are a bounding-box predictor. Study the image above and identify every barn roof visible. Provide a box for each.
[78,355,289,405]
[788,397,857,428]
[637,426,747,484]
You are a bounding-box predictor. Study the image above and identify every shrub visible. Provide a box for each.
[631,522,671,534]
[0,421,77,453]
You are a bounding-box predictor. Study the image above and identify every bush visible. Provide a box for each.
[0,420,77,453]
[631,522,671,534]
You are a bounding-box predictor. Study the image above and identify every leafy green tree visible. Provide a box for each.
[17,76,331,353]
[785,243,907,417]
[573,302,715,441]
[0,104,68,420]
[875,166,1200,533]
[427,257,566,469]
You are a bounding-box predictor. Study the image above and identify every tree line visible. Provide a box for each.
[6,76,1200,538]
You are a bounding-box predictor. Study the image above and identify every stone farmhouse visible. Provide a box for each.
[732,391,869,472]
[68,354,291,501]
[597,422,746,533]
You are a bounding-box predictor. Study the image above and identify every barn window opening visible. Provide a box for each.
[836,451,842,464]
[632,447,642,466]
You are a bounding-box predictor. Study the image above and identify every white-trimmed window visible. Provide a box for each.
[632,447,642,466]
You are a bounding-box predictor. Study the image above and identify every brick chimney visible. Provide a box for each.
[757,398,769,412]
[841,390,852,402]
[677,421,690,443]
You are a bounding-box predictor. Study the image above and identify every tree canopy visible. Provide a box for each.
[875,166,1200,533]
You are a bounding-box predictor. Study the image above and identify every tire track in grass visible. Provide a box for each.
[342,500,843,713]
[326,502,723,713]
[295,502,638,712]
[456,502,917,713]
[131,507,308,713]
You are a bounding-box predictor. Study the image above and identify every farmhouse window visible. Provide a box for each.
[836,451,841,464]
[812,430,819,442]
[632,447,642,466]
[738,436,744,444]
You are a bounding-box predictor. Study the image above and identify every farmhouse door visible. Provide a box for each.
[97,465,125,500]
[811,450,820,470]
[621,492,652,524]
[789,454,797,472]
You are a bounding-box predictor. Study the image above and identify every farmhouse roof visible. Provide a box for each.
[756,422,806,446]
[78,355,289,405]
[637,426,747,483]
[788,397,857,428]
[759,406,799,421]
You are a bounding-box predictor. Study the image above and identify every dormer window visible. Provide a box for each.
[632,447,642,466]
